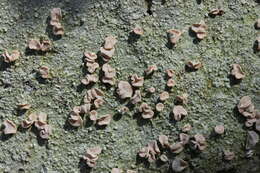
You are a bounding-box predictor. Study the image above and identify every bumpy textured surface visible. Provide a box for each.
[0,0,259,172]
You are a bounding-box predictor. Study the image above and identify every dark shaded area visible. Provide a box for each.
[133,111,153,127]
[184,65,199,73]
[24,47,48,57]
[145,0,153,15]
[231,106,248,130]
[135,154,151,168]
[165,39,175,49]
[112,112,123,121]
[78,158,92,173]
[128,32,141,44]
[0,60,12,72]
[16,109,28,116]
[188,28,202,44]
[0,133,13,142]
[227,74,242,86]
[63,117,81,131]
[252,40,259,54]
[196,0,202,4]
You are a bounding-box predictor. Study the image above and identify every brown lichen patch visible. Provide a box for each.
[84,52,97,63]
[84,88,104,103]
[145,65,158,75]
[167,29,182,45]
[2,50,20,63]
[138,103,150,112]
[100,36,117,62]
[83,146,102,168]
[39,40,51,51]
[186,61,203,70]
[104,36,117,50]
[139,103,154,119]
[191,134,207,151]
[223,150,235,161]
[209,9,224,16]
[21,120,33,129]
[21,112,38,128]
[172,105,188,121]
[147,87,156,93]
[100,47,115,62]
[182,123,192,132]
[102,76,115,85]
[155,103,164,112]
[102,64,116,78]
[38,66,50,79]
[111,168,122,173]
[50,8,62,25]
[3,120,17,135]
[171,158,188,172]
[191,21,207,40]
[166,79,176,88]
[170,142,184,154]
[28,40,42,50]
[231,64,245,80]
[176,93,188,105]
[133,26,144,36]
[79,104,91,114]
[131,90,142,104]
[245,118,256,128]
[34,112,48,130]
[39,124,52,139]
[117,81,133,99]
[166,69,175,78]
[94,98,105,109]
[50,8,64,36]
[237,96,255,118]
[28,39,51,52]
[131,74,144,87]
[158,135,170,148]
[81,74,98,85]
[68,113,83,127]
[138,140,160,163]
[17,103,31,110]
[52,22,64,36]
[89,110,98,121]
[180,133,190,145]
[246,131,259,150]
[214,125,225,135]
[159,91,169,101]
[84,52,99,73]
[86,62,99,74]
[97,114,112,126]
[142,110,154,119]
[102,63,116,85]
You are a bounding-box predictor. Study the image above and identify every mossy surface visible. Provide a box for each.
[0,0,259,172]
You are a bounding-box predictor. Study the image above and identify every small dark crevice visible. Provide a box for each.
[145,0,153,15]
[161,0,166,5]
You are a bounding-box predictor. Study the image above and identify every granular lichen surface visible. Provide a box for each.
[0,0,259,172]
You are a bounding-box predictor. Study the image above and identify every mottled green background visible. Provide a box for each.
[0,0,259,172]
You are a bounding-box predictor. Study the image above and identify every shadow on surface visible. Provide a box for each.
[227,74,242,86]
[78,158,92,173]
[188,28,201,44]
